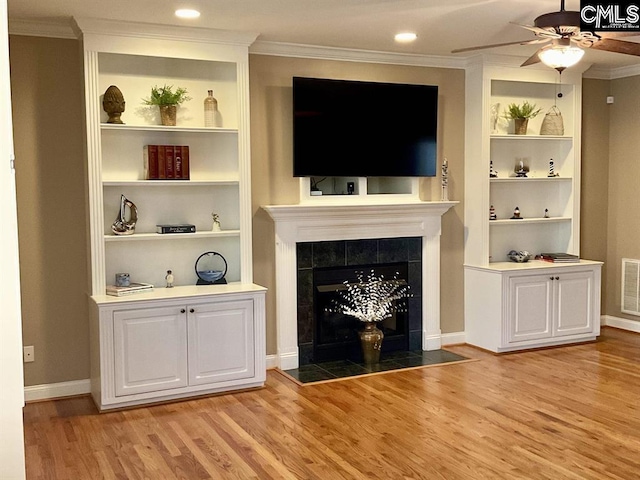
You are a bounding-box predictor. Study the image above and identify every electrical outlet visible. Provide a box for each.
[23,345,34,363]
[607,96,614,104]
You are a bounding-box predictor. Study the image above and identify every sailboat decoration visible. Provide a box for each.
[111,194,138,235]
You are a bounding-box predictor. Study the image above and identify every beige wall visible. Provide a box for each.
[581,79,610,307]
[249,55,466,355]
[605,75,640,320]
[9,35,90,386]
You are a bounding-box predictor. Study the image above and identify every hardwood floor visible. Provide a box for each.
[24,327,640,479]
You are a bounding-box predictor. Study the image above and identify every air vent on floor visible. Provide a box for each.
[622,258,640,316]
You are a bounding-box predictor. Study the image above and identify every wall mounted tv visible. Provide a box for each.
[293,77,438,177]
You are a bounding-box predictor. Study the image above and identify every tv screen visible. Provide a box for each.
[293,77,438,177]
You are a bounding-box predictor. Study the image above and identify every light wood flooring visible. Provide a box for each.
[24,327,640,479]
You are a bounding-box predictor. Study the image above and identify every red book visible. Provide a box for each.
[174,146,183,179]
[158,145,166,179]
[181,146,190,179]
[143,145,158,179]
[165,145,175,179]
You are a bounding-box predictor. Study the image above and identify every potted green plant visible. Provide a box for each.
[504,100,542,135]
[142,84,191,126]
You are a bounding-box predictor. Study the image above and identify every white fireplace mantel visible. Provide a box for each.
[262,200,457,370]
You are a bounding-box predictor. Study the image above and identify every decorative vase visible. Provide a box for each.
[111,194,138,235]
[159,105,177,126]
[514,118,528,135]
[359,323,384,364]
[204,90,218,127]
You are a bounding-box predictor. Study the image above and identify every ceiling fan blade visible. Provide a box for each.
[451,39,543,54]
[599,31,640,38]
[510,22,561,38]
[590,38,640,56]
[521,50,542,67]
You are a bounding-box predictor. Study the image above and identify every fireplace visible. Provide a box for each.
[297,239,421,365]
[262,201,457,370]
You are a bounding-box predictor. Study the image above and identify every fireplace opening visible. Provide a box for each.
[312,262,409,363]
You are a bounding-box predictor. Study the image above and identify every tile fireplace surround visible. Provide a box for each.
[262,200,457,370]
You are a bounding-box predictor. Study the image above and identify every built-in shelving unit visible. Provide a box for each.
[463,57,601,353]
[75,18,267,410]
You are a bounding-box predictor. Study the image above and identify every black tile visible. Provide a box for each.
[285,349,467,384]
[297,305,313,343]
[346,239,378,266]
[379,238,409,263]
[408,237,422,261]
[409,331,423,351]
[408,261,422,293]
[297,269,313,306]
[297,242,313,269]
[298,343,314,366]
[408,297,422,331]
[313,241,346,268]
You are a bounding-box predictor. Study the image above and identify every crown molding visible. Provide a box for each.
[584,63,640,80]
[8,17,77,39]
[250,40,467,69]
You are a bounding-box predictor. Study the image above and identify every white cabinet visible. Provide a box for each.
[465,261,601,353]
[90,285,266,411]
[114,306,188,396]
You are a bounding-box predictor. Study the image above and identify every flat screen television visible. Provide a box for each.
[293,77,438,177]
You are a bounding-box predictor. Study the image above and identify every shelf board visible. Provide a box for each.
[104,230,241,242]
[490,134,572,141]
[101,124,238,134]
[489,217,572,225]
[103,179,239,187]
[490,177,572,183]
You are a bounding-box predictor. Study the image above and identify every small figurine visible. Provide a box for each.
[489,205,497,220]
[441,158,449,201]
[211,212,221,232]
[165,270,174,288]
[548,159,559,177]
[514,160,528,178]
[544,208,550,218]
[511,206,523,219]
[489,160,498,178]
[111,194,137,235]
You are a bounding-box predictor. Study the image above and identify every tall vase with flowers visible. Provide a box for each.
[327,270,411,364]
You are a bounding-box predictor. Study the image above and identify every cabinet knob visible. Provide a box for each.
[550,277,554,280]
[190,308,195,313]
[555,276,560,280]
[180,309,186,314]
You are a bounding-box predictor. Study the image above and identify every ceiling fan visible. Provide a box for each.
[452,0,640,70]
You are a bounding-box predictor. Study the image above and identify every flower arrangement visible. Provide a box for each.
[327,270,411,323]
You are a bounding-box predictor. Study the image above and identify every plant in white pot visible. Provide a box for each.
[142,84,191,126]
[504,101,541,135]
[327,270,411,364]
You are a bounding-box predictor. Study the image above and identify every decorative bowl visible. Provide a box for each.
[508,250,533,263]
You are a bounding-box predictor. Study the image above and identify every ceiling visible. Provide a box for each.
[8,0,640,71]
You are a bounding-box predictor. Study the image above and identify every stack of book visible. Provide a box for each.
[143,145,190,180]
[106,282,154,297]
[539,253,580,263]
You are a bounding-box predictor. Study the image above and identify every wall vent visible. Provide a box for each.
[622,258,640,316]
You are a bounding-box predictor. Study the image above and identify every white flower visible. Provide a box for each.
[326,269,411,323]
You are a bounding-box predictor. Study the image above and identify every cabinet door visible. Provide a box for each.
[554,271,594,336]
[507,275,553,343]
[187,299,255,386]
[113,306,188,396]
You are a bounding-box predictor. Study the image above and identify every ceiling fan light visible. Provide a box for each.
[538,45,585,70]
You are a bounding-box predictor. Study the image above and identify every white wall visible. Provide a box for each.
[0,0,27,477]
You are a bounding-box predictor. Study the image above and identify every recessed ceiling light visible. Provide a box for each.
[395,32,417,43]
[175,9,201,19]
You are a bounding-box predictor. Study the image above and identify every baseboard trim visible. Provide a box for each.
[24,379,91,403]
[602,315,640,333]
[441,331,466,346]
[266,354,279,369]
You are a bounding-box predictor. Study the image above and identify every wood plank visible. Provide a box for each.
[24,327,640,479]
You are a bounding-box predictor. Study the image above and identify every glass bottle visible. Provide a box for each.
[204,90,218,127]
